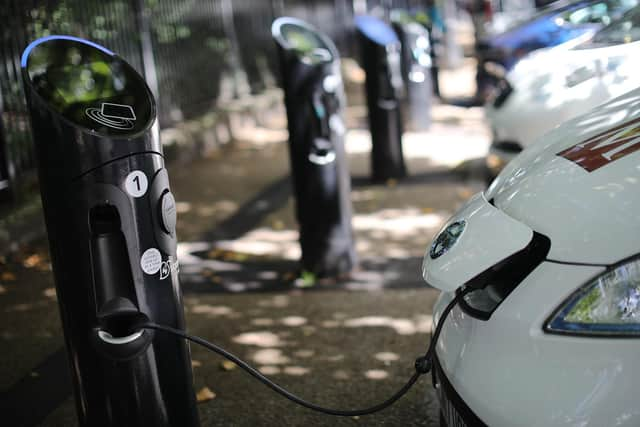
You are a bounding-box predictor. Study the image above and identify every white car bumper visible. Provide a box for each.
[431,261,640,426]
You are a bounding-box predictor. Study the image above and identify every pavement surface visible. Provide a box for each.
[0,61,489,426]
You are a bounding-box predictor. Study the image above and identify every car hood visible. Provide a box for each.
[506,33,595,84]
[485,88,640,265]
[517,41,640,93]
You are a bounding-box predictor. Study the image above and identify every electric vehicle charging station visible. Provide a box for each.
[391,16,433,131]
[21,36,199,426]
[355,15,406,182]
[14,33,468,427]
[272,17,357,277]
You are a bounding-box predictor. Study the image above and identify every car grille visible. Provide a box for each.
[433,356,487,427]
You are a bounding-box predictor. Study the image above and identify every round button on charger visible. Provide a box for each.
[160,192,177,234]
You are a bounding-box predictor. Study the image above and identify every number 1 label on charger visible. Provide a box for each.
[125,170,148,198]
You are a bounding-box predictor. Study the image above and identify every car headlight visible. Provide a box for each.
[546,256,640,336]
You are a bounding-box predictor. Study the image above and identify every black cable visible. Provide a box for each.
[415,285,473,374]
[139,287,472,417]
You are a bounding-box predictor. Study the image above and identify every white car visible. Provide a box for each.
[423,87,640,426]
[484,6,640,177]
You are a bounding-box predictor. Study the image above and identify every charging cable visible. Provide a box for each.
[138,287,472,417]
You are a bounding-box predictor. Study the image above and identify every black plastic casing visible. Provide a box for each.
[355,17,406,181]
[272,18,357,277]
[392,20,433,132]
[22,37,198,427]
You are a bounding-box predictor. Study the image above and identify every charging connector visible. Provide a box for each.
[92,297,153,360]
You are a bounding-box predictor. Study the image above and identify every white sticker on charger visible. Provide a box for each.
[140,248,162,275]
[125,170,148,198]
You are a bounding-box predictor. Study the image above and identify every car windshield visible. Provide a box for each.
[578,5,640,46]
[520,0,582,23]
[496,1,571,34]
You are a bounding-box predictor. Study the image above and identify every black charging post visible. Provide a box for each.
[355,15,407,182]
[391,13,433,131]
[272,17,357,278]
[21,36,199,426]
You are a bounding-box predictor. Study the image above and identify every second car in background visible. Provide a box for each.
[485,4,640,177]
[475,0,637,101]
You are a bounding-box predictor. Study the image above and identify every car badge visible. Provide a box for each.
[429,220,466,259]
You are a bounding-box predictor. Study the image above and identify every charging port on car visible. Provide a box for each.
[457,232,551,320]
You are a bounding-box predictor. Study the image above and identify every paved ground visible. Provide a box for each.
[0,60,488,426]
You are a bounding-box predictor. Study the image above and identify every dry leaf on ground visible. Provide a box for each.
[196,387,216,403]
[1,272,17,281]
[220,360,237,371]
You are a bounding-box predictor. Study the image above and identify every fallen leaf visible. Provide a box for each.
[457,188,473,199]
[196,387,216,403]
[1,272,16,281]
[23,254,42,268]
[220,360,237,371]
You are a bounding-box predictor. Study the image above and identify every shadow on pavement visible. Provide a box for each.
[179,248,428,294]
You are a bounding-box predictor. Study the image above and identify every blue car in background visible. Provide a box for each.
[475,0,638,100]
